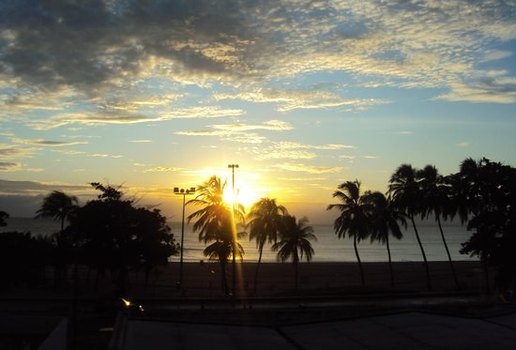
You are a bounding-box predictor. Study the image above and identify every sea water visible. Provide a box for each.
[1,217,478,263]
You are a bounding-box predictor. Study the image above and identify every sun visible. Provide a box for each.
[223,182,262,209]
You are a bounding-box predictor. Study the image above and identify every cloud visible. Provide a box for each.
[253,141,355,160]
[11,137,87,147]
[89,153,123,159]
[0,146,32,158]
[258,149,316,160]
[28,106,244,130]
[0,179,89,195]
[274,141,354,151]
[176,119,291,144]
[437,77,516,104]
[212,120,293,132]
[274,163,343,174]
[143,166,182,173]
[51,150,86,155]
[129,140,153,143]
[456,141,470,147]
[0,0,514,133]
[0,162,20,172]
[483,50,513,62]
[214,88,389,112]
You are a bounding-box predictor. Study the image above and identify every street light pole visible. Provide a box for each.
[173,186,196,288]
[228,164,239,194]
[227,164,239,296]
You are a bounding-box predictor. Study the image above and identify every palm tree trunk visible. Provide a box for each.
[294,250,299,290]
[411,215,431,290]
[253,245,264,294]
[353,236,365,287]
[437,215,460,290]
[386,235,394,287]
[483,259,491,295]
[220,260,228,295]
[232,243,236,296]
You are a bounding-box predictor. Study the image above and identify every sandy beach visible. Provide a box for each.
[116,260,489,299]
[0,260,489,300]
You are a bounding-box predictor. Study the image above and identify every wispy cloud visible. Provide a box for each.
[0,179,89,195]
[436,78,516,104]
[28,107,245,130]
[0,146,32,158]
[129,140,153,143]
[274,162,343,174]
[89,153,123,159]
[143,166,182,173]
[214,88,389,112]
[176,119,292,144]
[11,137,88,147]
[253,141,355,160]
[0,161,20,172]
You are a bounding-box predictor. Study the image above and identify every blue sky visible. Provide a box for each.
[1,0,515,222]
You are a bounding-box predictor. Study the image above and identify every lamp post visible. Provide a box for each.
[173,186,196,288]
[227,164,239,296]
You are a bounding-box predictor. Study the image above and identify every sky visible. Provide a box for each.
[0,0,515,223]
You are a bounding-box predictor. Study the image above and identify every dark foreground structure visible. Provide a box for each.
[110,295,516,350]
[0,260,514,349]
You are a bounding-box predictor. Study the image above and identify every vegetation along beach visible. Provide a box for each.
[0,1,515,348]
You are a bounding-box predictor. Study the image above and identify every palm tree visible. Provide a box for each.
[247,198,288,293]
[202,227,245,294]
[363,191,405,287]
[272,215,316,290]
[327,180,369,287]
[417,165,460,290]
[388,164,432,290]
[187,176,245,295]
[36,191,78,234]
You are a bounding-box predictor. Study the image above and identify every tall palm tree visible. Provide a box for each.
[363,191,405,287]
[418,165,460,290]
[272,215,316,290]
[388,164,432,290]
[187,176,245,295]
[36,191,78,234]
[327,180,369,287]
[247,198,288,293]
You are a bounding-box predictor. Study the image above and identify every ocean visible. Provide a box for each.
[1,217,478,263]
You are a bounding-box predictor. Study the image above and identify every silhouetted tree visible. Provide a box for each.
[457,158,516,294]
[327,180,369,287]
[363,191,405,287]
[36,191,78,234]
[389,164,432,290]
[418,165,460,290]
[187,176,245,295]
[247,198,288,293]
[272,215,316,290]
[69,183,177,296]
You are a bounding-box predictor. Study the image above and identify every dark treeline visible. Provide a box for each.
[328,157,516,294]
[0,183,178,296]
[0,157,514,296]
